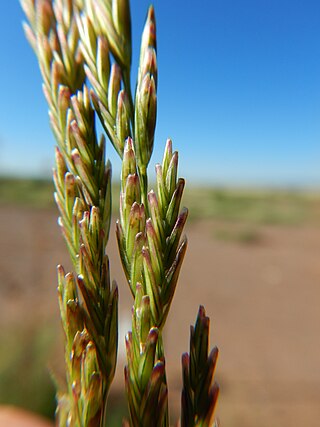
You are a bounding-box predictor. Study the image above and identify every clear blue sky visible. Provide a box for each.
[1,0,320,187]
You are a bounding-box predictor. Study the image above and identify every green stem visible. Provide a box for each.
[101,392,108,427]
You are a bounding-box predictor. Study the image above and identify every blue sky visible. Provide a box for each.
[0,0,320,186]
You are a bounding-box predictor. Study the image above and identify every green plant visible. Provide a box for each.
[21,0,219,425]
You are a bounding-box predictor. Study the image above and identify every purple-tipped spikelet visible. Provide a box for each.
[134,73,157,169]
[124,285,168,426]
[181,306,219,427]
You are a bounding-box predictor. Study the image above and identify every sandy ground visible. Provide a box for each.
[0,205,320,426]
[0,406,53,427]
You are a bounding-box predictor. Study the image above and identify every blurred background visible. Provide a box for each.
[1,0,320,426]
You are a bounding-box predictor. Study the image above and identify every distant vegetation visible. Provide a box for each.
[183,186,320,226]
[0,177,55,208]
[1,177,319,226]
